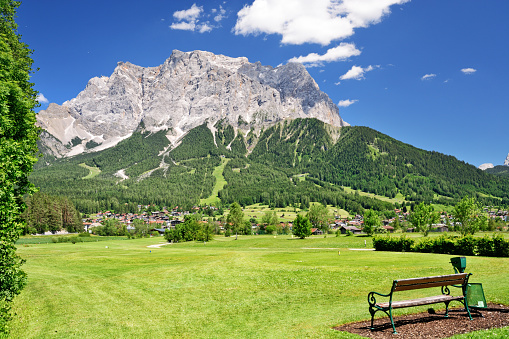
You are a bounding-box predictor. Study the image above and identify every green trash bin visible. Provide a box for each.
[450,256,467,273]
[467,283,487,309]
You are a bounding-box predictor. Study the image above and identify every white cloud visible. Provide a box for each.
[199,23,213,33]
[461,68,477,74]
[421,73,436,81]
[170,21,196,31]
[234,0,409,46]
[171,4,216,33]
[288,43,361,66]
[338,99,358,107]
[36,93,49,104]
[173,4,203,22]
[340,64,378,80]
[214,6,227,22]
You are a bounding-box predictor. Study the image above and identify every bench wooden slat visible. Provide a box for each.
[377,295,464,309]
[394,279,466,291]
[395,273,468,286]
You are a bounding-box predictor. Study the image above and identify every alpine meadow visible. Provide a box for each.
[6,0,509,338]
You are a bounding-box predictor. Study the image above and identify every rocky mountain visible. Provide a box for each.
[37,50,347,158]
[479,153,509,171]
[479,163,494,170]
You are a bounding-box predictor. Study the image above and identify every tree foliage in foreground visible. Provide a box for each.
[408,202,439,236]
[164,215,214,243]
[363,209,382,236]
[454,196,488,236]
[0,0,39,333]
[292,214,312,239]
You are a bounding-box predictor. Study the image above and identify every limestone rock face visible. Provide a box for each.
[478,163,494,171]
[37,50,348,157]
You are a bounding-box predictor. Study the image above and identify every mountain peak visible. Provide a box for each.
[37,50,347,157]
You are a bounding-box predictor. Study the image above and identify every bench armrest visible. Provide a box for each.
[368,291,391,307]
[443,273,472,294]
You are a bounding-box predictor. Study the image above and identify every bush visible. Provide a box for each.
[69,236,80,244]
[493,234,509,257]
[455,235,477,256]
[373,235,414,252]
[411,237,435,253]
[78,232,91,237]
[411,235,457,254]
[477,235,494,257]
[374,234,508,257]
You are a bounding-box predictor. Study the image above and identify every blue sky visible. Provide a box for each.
[17,0,509,167]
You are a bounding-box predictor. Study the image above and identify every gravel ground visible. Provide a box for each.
[334,303,509,338]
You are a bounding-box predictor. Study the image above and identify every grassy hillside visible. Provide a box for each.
[31,119,509,213]
[10,235,509,338]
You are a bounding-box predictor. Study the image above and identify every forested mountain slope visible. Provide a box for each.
[31,119,509,213]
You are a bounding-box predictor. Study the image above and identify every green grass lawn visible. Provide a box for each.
[238,203,350,223]
[200,157,229,205]
[79,163,101,180]
[10,235,509,338]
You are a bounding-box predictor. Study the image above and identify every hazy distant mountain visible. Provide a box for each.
[37,50,347,158]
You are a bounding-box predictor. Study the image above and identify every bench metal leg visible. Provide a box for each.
[389,308,397,334]
[464,301,473,320]
[444,301,451,317]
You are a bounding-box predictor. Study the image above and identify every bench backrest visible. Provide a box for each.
[392,273,469,292]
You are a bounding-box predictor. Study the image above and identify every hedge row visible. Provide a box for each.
[372,234,509,257]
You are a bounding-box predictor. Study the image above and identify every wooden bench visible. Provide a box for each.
[368,273,473,334]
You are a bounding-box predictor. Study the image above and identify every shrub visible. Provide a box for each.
[374,234,508,258]
[454,235,477,256]
[373,235,414,252]
[493,234,509,257]
[411,237,435,253]
[477,235,494,257]
[69,236,80,244]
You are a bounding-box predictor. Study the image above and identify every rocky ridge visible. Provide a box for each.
[479,153,509,170]
[37,50,347,157]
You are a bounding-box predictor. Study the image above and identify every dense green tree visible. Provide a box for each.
[292,214,312,239]
[454,196,488,236]
[132,219,149,238]
[0,1,39,332]
[93,219,126,236]
[307,203,332,234]
[23,192,82,234]
[261,210,279,235]
[363,209,381,236]
[408,202,440,236]
[197,220,215,242]
[226,202,244,240]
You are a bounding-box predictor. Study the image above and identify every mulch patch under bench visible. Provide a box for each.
[334,303,509,338]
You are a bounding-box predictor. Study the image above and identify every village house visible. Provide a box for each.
[338,225,362,235]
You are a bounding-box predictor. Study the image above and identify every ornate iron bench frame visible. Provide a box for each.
[368,273,473,334]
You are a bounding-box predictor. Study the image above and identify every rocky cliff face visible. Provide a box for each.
[37,50,347,157]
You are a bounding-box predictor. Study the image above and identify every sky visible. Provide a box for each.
[17,0,509,168]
